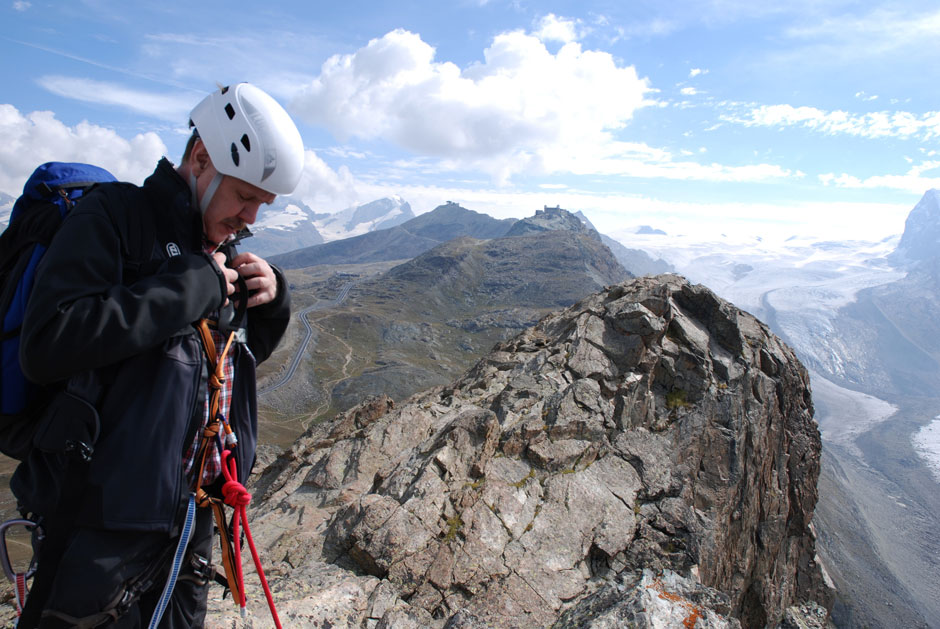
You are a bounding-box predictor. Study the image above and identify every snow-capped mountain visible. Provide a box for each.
[242,196,327,258]
[313,196,414,242]
[891,188,940,266]
[243,196,415,257]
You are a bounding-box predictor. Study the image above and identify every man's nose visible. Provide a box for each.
[240,202,260,224]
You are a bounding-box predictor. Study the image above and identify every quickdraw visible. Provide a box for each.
[191,317,282,628]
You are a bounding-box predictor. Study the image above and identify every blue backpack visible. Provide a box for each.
[0,162,116,459]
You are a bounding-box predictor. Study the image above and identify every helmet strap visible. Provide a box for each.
[189,171,225,215]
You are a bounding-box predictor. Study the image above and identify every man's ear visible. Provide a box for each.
[191,139,212,175]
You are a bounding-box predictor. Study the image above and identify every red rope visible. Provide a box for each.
[221,450,282,629]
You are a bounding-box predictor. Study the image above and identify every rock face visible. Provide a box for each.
[212,275,832,628]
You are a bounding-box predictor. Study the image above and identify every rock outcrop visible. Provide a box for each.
[209,274,833,628]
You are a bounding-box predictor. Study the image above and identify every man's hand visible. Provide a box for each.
[230,252,278,308]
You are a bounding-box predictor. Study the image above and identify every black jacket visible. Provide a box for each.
[13,158,290,532]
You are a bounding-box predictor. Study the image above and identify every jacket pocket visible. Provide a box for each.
[81,334,203,531]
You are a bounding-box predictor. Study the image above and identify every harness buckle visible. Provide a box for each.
[189,552,213,580]
[115,587,137,616]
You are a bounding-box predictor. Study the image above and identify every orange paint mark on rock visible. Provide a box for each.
[648,577,705,629]
[684,606,704,628]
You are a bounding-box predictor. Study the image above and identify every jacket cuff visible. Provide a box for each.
[165,252,227,316]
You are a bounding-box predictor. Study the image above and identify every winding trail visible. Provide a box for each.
[258,282,355,396]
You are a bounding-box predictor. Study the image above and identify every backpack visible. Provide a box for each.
[0,162,116,460]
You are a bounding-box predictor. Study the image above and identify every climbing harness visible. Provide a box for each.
[0,518,41,618]
[189,317,282,628]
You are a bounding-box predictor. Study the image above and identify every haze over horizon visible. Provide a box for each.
[2,0,938,244]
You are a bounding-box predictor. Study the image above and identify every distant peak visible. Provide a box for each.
[504,205,597,239]
[893,189,940,265]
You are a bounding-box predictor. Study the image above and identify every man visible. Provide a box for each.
[12,83,303,627]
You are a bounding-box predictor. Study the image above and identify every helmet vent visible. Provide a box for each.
[225,103,236,120]
[240,134,251,152]
[230,142,240,166]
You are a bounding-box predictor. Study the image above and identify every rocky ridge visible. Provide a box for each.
[504,206,595,239]
[210,274,833,627]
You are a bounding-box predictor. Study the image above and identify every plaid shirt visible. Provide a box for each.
[182,252,236,487]
[183,320,234,487]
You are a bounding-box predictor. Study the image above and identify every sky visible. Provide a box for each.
[2,0,939,244]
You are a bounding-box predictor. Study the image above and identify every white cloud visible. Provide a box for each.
[298,29,786,185]
[0,104,167,196]
[855,91,878,102]
[140,31,320,102]
[290,150,359,209]
[689,68,708,77]
[785,8,940,57]
[292,28,800,187]
[820,161,940,194]
[534,14,581,43]
[35,76,195,121]
[724,104,940,140]
[680,86,699,96]
[12,1,30,11]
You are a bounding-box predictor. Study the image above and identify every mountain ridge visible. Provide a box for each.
[270,203,516,269]
[267,227,631,417]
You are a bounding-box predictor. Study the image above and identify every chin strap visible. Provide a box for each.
[189,171,224,215]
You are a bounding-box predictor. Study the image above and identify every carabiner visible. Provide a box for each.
[0,518,42,582]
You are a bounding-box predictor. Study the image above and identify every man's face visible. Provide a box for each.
[197,160,276,245]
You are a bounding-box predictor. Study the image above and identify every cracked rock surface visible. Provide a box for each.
[207,275,833,628]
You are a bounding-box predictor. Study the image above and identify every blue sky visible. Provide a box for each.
[2,0,939,242]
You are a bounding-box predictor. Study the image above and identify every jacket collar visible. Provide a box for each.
[142,158,205,251]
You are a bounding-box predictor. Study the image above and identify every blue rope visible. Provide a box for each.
[147,494,196,629]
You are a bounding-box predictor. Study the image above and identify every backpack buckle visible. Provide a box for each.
[64,440,94,463]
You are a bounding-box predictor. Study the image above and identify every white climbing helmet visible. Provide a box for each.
[189,83,304,195]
